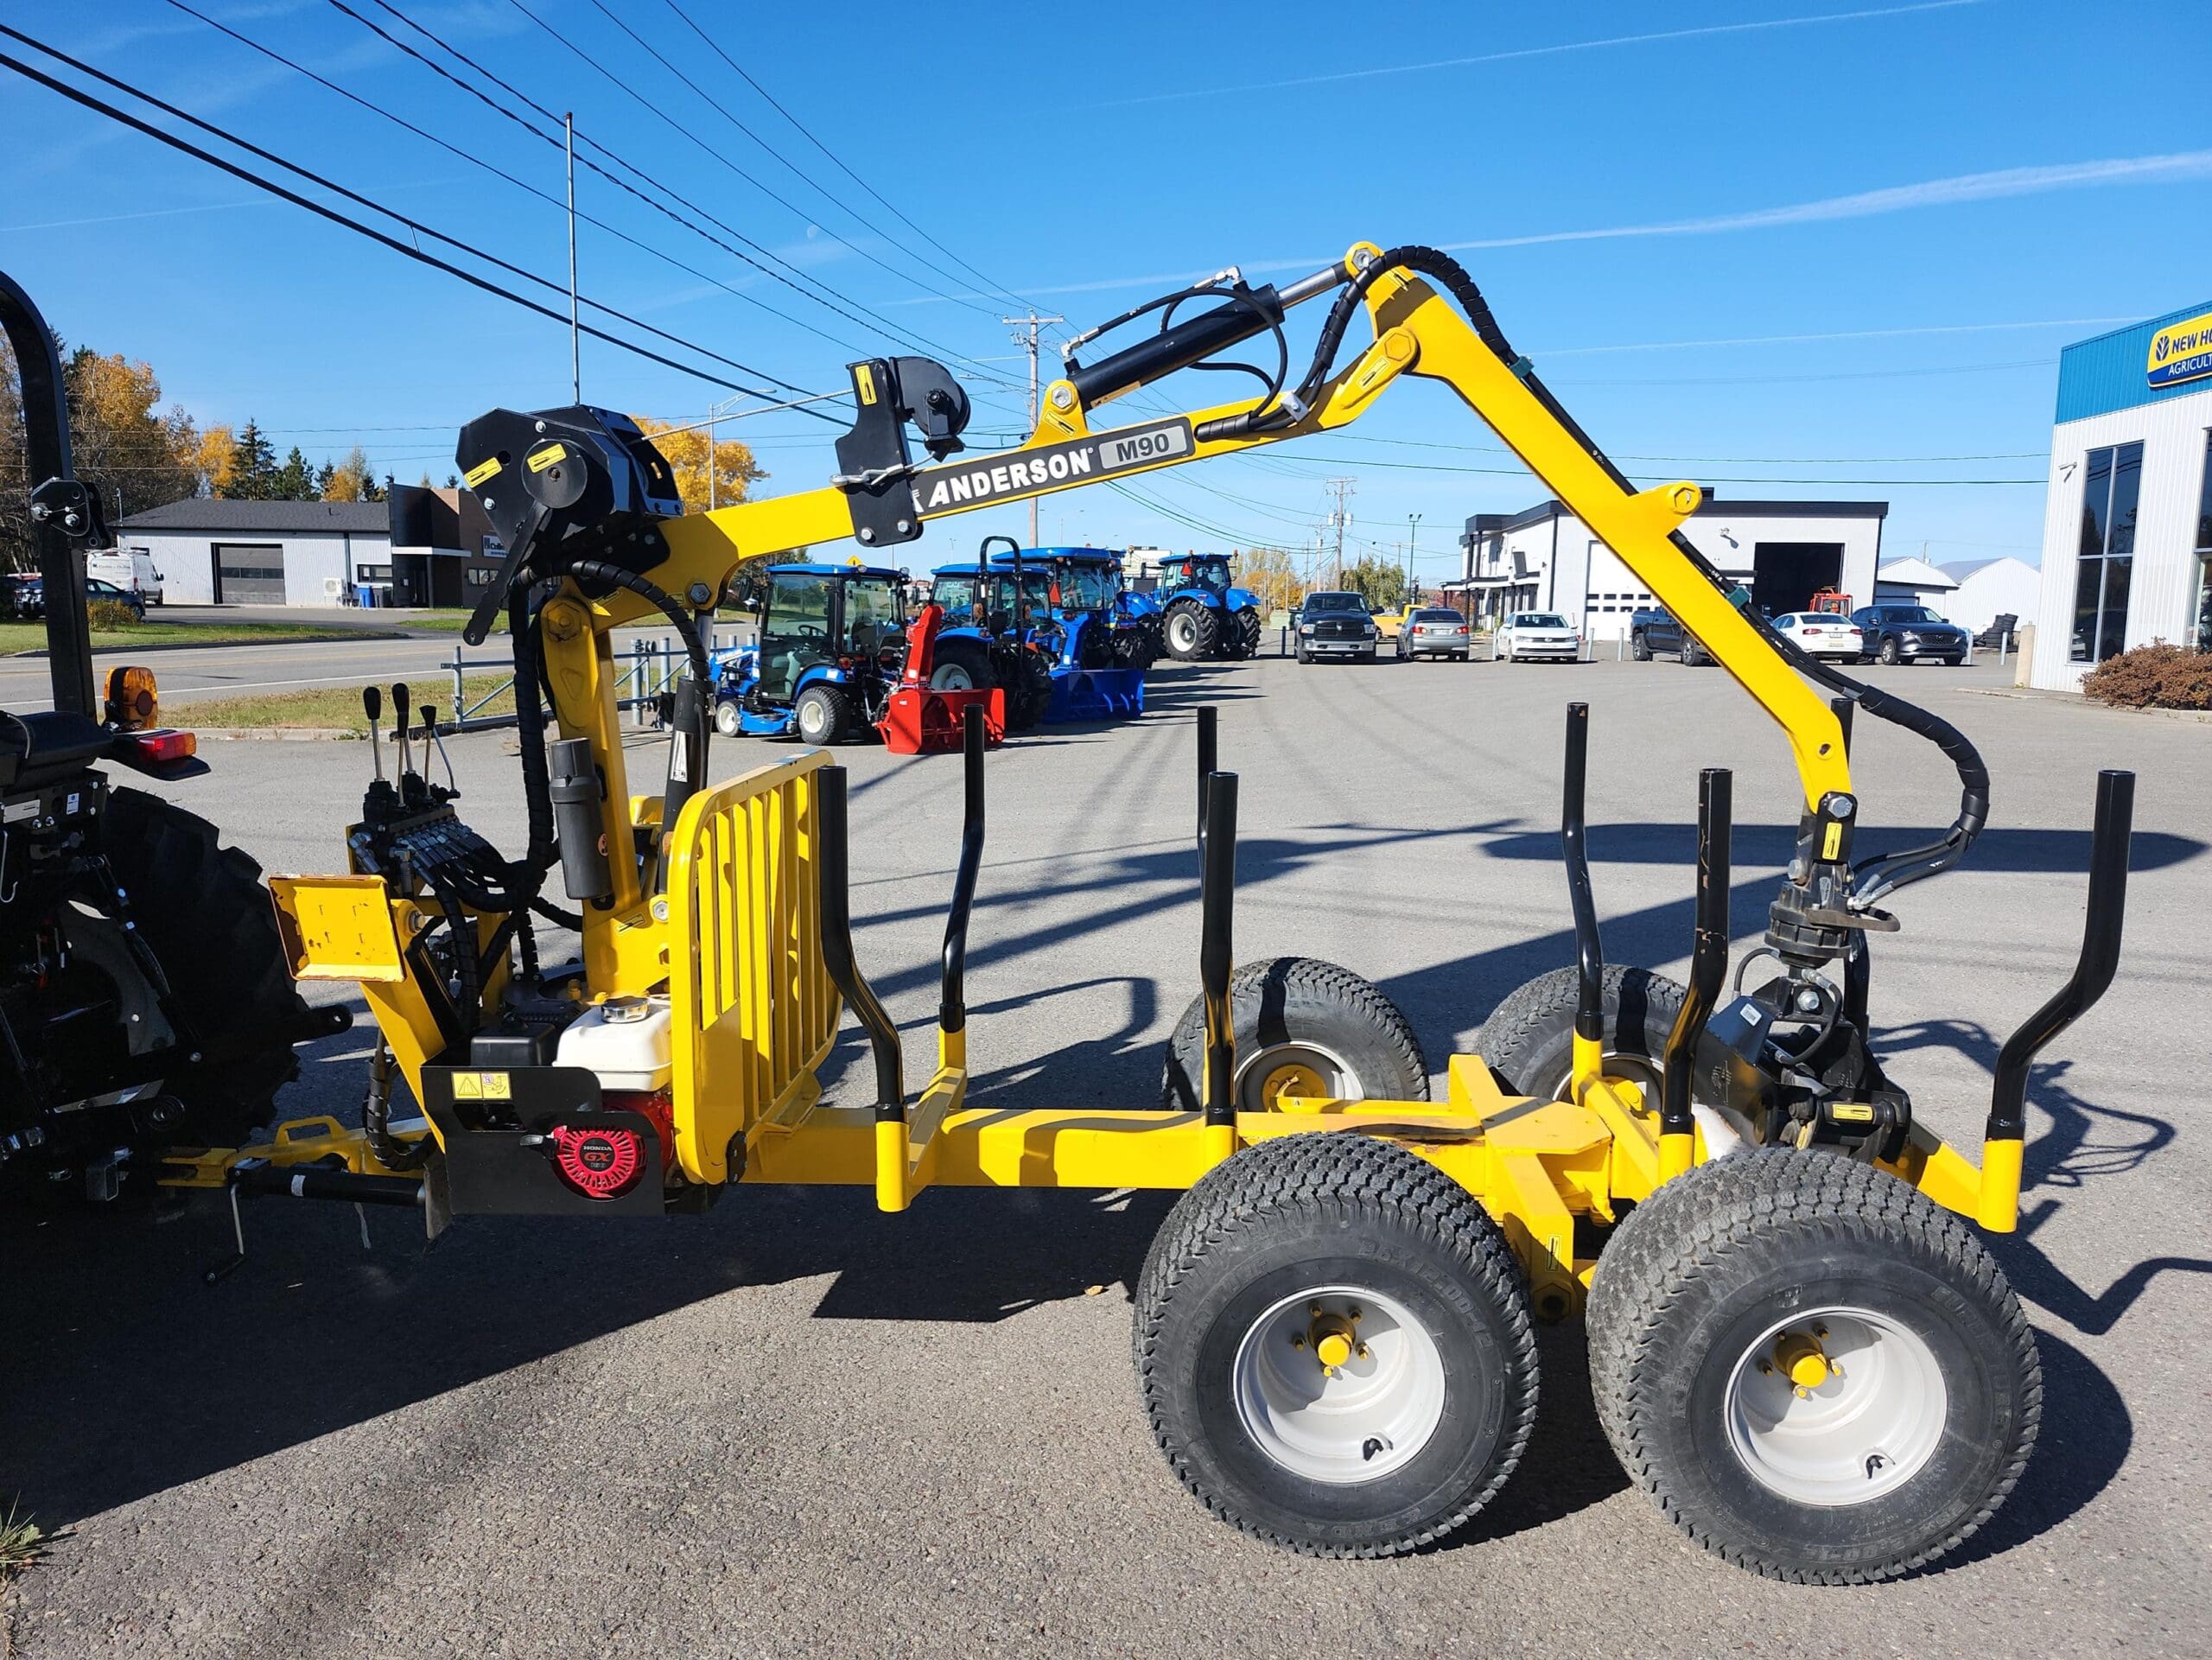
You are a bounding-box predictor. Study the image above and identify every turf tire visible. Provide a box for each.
[1586,1148,2040,1584]
[1477,963,1688,1103]
[794,683,852,745]
[1162,957,1428,1112]
[1135,1134,1538,1557]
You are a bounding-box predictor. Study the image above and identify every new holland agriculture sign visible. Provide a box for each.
[2146,310,2212,391]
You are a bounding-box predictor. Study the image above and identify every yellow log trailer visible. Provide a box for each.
[179,244,2131,1580]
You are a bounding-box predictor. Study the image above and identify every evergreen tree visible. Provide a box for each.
[272,445,317,501]
[314,461,336,499]
[220,419,279,499]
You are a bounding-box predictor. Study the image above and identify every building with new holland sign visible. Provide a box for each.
[2029,301,2212,688]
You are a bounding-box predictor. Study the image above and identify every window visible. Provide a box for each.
[2072,441,2141,662]
[357,563,392,582]
[2195,432,2211,653]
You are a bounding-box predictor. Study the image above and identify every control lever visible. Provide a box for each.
[390,683,412,780]
[363,685,385,783]
[420,703,458,793]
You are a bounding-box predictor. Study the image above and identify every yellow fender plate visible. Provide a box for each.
[269,874,406,982]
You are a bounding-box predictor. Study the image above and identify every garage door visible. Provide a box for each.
[1751,543,1843,617]
[214,544,286,604]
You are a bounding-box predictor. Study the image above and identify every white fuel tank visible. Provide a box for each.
[555,995,673,1092]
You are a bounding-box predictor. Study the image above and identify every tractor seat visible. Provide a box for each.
[0,709,111,789]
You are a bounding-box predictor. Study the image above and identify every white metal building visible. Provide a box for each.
[1448,497,1886,641]
[1939,557,2041,639]
[115,499,391,606]
[1872,557,1959,607]
[2030,302,2212,688]
[114,490,508,607]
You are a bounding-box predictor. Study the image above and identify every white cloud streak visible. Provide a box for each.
[1089,1,1985,109]
[900,149,2212,305]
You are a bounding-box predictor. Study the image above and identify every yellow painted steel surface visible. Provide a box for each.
[662,749,842,1184]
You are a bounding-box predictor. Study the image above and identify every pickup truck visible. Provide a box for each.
[1629,607,1713,665]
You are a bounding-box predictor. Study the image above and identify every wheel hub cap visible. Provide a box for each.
[1725,1307,1947,1506]
[1232,1286,1445,1484]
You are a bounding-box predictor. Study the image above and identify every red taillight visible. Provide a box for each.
[124,729,195,763]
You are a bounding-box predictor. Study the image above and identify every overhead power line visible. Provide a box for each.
[658,0,1039,314]
[318,0,920,366]
[339,0,1015,390]
[573,0,1003,317]
[0,40,842,410]
[162,0,886,375]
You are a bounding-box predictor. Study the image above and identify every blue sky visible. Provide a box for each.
[5,0,2209,582]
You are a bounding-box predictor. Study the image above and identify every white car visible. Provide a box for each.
[1771,611,1866,662]
[1494,611,1581,662]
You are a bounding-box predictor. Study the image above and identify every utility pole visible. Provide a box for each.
[1407,511,1421,604]
[564,111,580,405]
[1325,477,1356,587]
[1003,311,1065,546]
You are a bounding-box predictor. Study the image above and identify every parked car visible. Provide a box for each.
[86,549,164,606]
[3,572,42,620]
[1629,607,1713,665]
[84,577,147,622]
[1849,603,1970,665]
[1494,611,1581,663]
[1769,611,1866,662]
[1373,603,1419,641]
[1395,607,1472,661]
[1294,590,1379,663]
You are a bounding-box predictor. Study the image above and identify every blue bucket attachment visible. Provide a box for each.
[1043,666,1144,723]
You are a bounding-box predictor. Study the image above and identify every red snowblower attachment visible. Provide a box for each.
[878,603,1006,756]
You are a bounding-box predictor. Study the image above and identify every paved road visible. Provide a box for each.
[0,619,739,714]
[8,654,2207,1657]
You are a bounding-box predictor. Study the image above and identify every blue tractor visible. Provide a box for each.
[927,538,1141,725]
[711,561,912,745]
[992,547,1156,670]
[1141,551,1264,661]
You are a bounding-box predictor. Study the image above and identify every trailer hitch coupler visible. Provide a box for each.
[548,735,614,903]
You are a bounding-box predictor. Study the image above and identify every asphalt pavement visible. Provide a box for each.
[6,652,2207,1657]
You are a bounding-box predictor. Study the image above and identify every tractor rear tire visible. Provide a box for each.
[1586,1148,2039,1584]
[1163,600,1219,663]
[929,638,993,693]
[794,684,852,745]
[1234,609,1263,659]
[1162,957,1428,1112]
[102,789,314,1148]
[1002,648,1052,732]
[1135,1133,1538,1557]
[1476,963,1687,1106]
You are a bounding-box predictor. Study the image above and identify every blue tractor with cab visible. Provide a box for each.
[928,538,1141,725]
[712,561,912,745]
[1139,550,1264,661]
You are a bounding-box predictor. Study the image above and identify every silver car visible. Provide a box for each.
[1395,607,1472,660]
[1494,611,1582,662]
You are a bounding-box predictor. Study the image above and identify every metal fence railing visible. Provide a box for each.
[437,627,749,735]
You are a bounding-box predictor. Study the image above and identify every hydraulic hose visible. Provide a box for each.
[566,558,712,885]
[1284,243,1989,902]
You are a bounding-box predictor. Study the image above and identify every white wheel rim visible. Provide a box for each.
[1168,613,1198,651]
[932,664,976,690]
[798,698,828,740]
[1724,1305,1947,1507]
[1231,1039,1364,1110]
[1232,1285,1446,1484]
